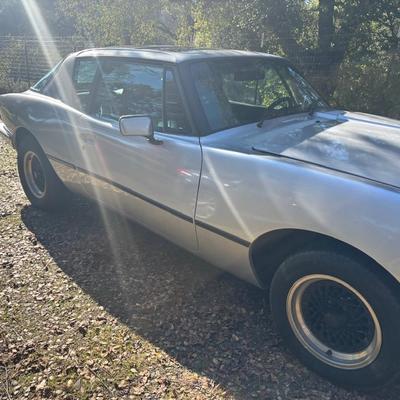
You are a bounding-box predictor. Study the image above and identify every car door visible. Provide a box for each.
[76,58,201,252]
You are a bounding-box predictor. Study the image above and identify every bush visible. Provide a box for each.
[333,52,400,119]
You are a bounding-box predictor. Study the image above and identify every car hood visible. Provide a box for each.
[227,110,400,188]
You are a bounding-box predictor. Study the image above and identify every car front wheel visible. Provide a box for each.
[17,134,70,211]
[270,249,400,390]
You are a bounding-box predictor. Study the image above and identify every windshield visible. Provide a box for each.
[190,59,327,132]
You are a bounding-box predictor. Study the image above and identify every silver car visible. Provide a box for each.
[1,47,400,389]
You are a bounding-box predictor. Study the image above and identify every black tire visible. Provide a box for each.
[270,249,400,390]
[17,134,70,211]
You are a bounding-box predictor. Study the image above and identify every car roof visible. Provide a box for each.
[74,46,286,64]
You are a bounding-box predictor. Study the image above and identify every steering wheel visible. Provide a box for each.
[267,96,292,111]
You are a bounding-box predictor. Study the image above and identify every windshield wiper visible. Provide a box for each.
[307,100,320,116]
[256,108,290,128]
[307,100,333,116]
[256,100,331,128]
[256,111,272,128]
[257,106,302,128]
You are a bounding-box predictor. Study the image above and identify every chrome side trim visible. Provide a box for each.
[47,153,193,223]
[195,220,250,247]
[46,153,250,247]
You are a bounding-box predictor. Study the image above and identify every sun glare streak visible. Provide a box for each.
[204,152,253,239]
[21,0,60,66]
[21,0,133,272]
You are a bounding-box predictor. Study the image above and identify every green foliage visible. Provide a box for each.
[55,0,166,46]
[0,39,27,93]
[0,0,398,117]
[0,0,73,36]
[334,53,400,119]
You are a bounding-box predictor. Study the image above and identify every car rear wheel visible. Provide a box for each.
[17,134,70,211]
[270,250,400,390]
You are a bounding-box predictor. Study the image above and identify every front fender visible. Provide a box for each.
[197,146,400,285]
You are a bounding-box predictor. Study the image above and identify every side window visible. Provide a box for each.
[72,59,98,113]
[93,60,163,128]
[164,69,191,134]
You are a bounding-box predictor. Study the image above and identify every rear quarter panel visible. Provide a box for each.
[0,91,84,160]
[0,93,25,144]
[0,91,91,197]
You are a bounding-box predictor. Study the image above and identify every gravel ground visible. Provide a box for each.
[1,140,399,399]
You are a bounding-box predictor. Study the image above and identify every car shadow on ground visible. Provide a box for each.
[20,197,398,399]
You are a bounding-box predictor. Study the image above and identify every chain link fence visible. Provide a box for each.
[0,35,398,118]
[0,36,87,93]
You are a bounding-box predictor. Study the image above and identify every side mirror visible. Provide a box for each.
[119,115,154,138]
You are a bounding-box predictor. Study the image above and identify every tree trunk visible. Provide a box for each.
[318,0,335,53]
[316,0,336,97]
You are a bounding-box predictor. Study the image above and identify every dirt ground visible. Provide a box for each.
[1,140,399,399]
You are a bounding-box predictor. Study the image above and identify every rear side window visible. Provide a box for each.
[31,59,63,92]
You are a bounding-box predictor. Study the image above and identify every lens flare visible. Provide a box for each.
[21,0,135,279]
